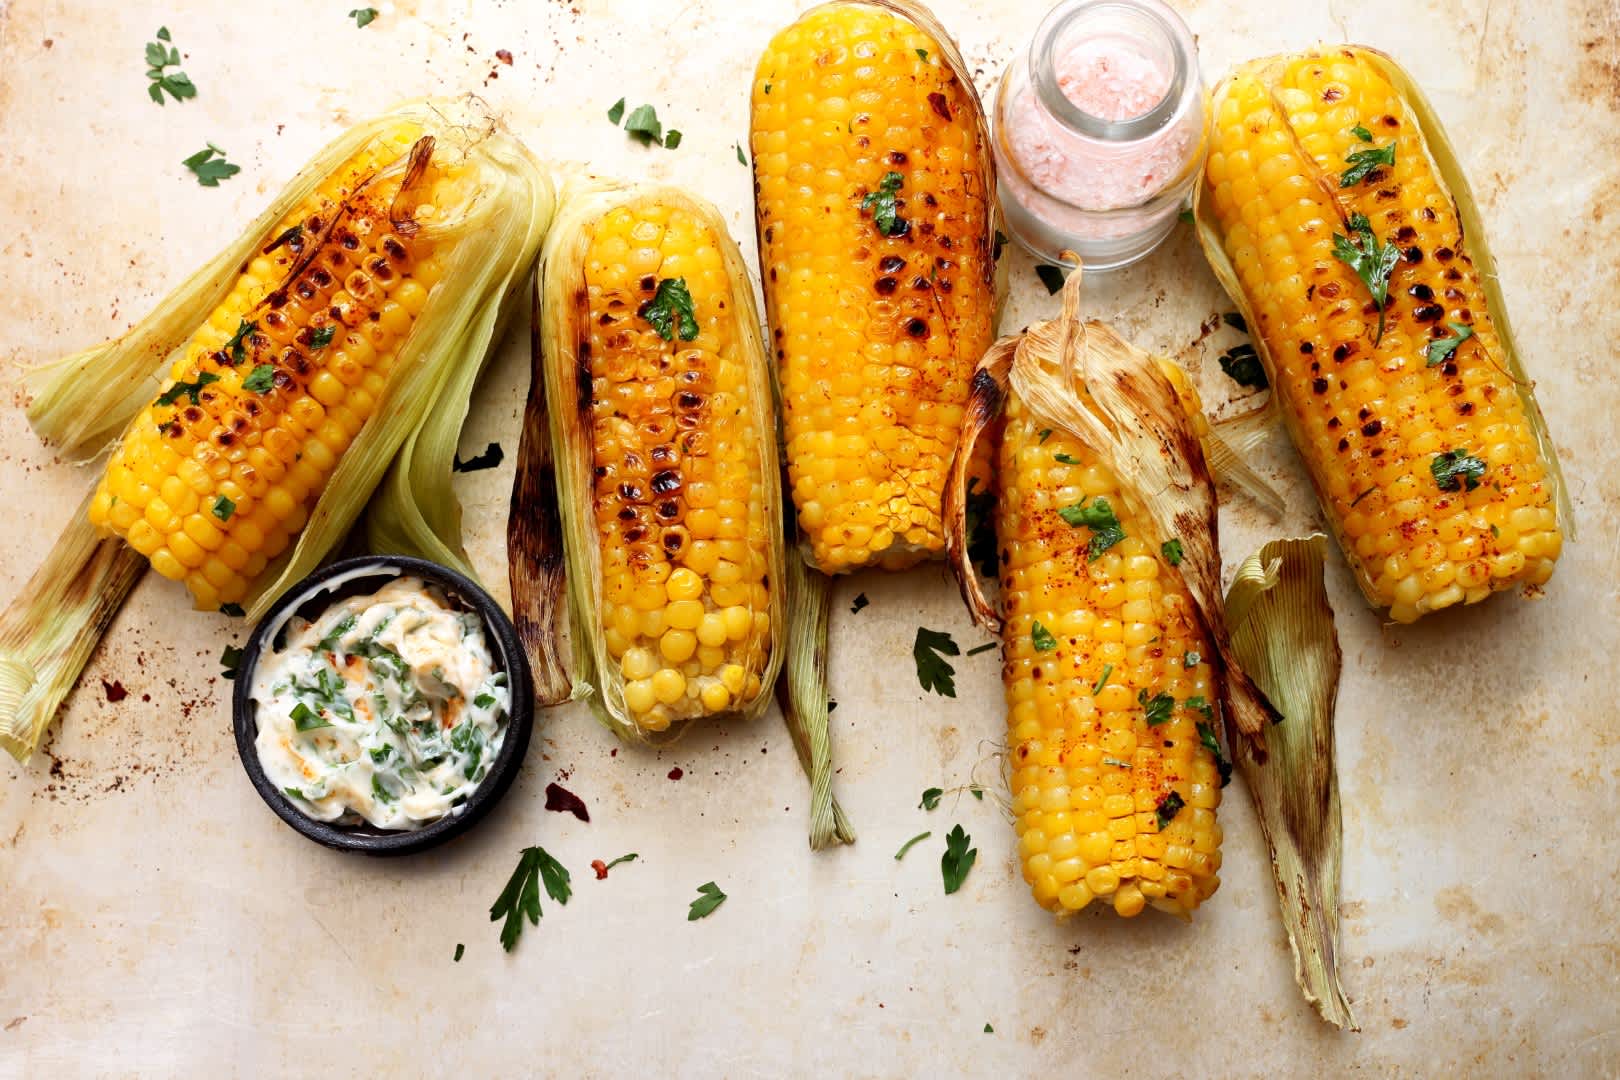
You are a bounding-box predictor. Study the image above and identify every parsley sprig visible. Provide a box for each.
[490,846,572,952]
[1058,496,1125,560]
[860,171,907,237]
[1426,322,1475,367]
[144,27,196,105]
[1332,213,1400,344]
[1431,449,1487,492]
[1340,141,1396,187]
[913,628,959,698]
[639,277,699,341]
[182,143,240,187]
[941,824,976,894]
[688,881,727,921]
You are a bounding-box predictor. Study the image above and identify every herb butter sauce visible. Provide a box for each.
[251,576,509,830]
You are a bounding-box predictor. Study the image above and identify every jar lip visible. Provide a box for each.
[1029,0,1196,143]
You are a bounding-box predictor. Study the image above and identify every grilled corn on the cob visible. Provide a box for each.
[751,0,1000,574]
[539,181,785,739]
[1196,47,1569,622]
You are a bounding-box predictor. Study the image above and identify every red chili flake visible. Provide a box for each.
[668,766,684,781]
[543,782,590,822]
[495,49,513,65]
[102,680,128,703]
[927,92,952,121]
[591,859,609,880]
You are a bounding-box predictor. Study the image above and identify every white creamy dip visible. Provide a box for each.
[251,576,509,830]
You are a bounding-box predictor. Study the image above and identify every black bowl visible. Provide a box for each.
[232,555,534,855]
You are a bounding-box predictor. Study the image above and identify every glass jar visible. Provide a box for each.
[992,0,1208,271]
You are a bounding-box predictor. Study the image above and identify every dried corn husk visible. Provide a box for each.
[1193,47,1574,609]
[944,267,1278,748]
[1,99,553,762]
[529,178,785,741]
[1225,535,1357,1031]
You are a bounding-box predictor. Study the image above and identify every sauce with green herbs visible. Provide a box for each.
[251,576,508,830]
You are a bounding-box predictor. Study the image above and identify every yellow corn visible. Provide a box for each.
[86,123,457,610]
[578,193,775,734]
[998,391,1223,919]
[751,0,997,573]
[1201,47,1562,622]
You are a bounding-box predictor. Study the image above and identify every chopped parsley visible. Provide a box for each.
[663,130,683,149]
[1031,621,1057,652]
[688,881,727,921]
[912,628,959,697]
[1037,428,1053,443]
[369,745,393,765]
[473,693,497,709]
[1426,321,1475,367]
[1058,496,1125,559]
[291,702,330,732]
[915,48,929,61]
[1351,123,1373,142]
[1332,212,1400,344]
[224,319,256,365]
[965,641,997,656]
[984,1024,994,1034]
[1218,342,1269,389]
[144,27,196,105]
[242,364,276,393]
[894,830,931,860]
[1161,539,1184,565]
[607,98,626,125]
[452,442,504,473]
[453,943,464,962]
[212,495,236,522]
[608,102,678,148]
[309,324,337,351]
[1340,140,1396,187]
[860,171,906,237]
[850,592,869,615]
[155,371,219,407]
[1053,452,1080,465]
[1036,264,1068,294]
[1431,449,1487,492]
[349,7,379,28]
[602,853,639,873]
[1092,663,1114,695]
[1139,690,1174,727]
[1185,695,1214,720]
[182,143,240,187]
[735,142,748,166]
[941,824,976,895]
[1198,721,1233,787]
[1155,791,1186,829]
[638,277,699,341]
[490,846,571,951]
[220,644,242,679]
[919,787,944,811]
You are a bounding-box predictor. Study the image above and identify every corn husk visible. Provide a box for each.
[944,267,1278,748]
[1193,46,1575,613]
[1,99,553,761]
[1225,536,1357,1031]
[531,178,786,742]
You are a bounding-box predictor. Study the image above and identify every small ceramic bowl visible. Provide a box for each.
[232,555,534,855]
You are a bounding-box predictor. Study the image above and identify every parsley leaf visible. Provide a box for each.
[1092,663,1113,695]
[607,98,626,125]
[1185,695,1214,720]
[1036,264,1067,294]
[371,774,396,804]
[1037,428,1052,443]
[1031,621,1056,652]
[963,477,998,578]
[454,943,464,962]
[1351,123,1373,142]
[490,846,571,952]
[913,627,959,697]
[1057,496,1125,559]
[452,442,504,473]
[154,371,219,408]
[850,592,869,615]
[1197,721,1233,787]
[1139,689,1174,727]
[623,103,665,146]
[212,495,235,522]
[638,277,699,341]
[1431,449,1487,492]
[919,787,944,810]
[242,364,276,393]
[1340,140,1396,187]
[984,1024,994,1033]
[1053,452,1080,465]
[663,130,683,149]
[735,142,748,166]
[1155,791,1186,829]
[223,319,256,365]
[309,324,337,351]
[473,693,497,709]
[1426,321,1475,367]
[349,7,379,28]
[1161,538,1184,565]
[1332,213,1400,343]
[220,644,242,680]
[1218,342,1269,389]
[916,48,930,61]
[144,28,196,105]
[860,171,907,237]
[894,830,931,860]
[687,881,727,921]
[941,824,976,895]
[182,143,240,187]
[291,702,330,732]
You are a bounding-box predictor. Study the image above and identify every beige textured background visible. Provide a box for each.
[2,0,1617,1075]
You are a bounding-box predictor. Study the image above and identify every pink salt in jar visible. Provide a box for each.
[993,0,1207,271]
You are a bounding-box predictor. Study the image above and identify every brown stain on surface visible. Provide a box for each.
[1435,887,1506,937]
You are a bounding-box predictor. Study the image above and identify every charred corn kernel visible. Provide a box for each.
[1200,47,1562,622]
[752,0,997,574]
[85,123,450,611]
[546,183,783,737]
[998,397,1222,920]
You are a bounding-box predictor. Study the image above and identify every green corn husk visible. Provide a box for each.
[1225,535,1357,1031]
[1193,46,1574,615]
[531,178,786,742]
[1,98,553,762]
